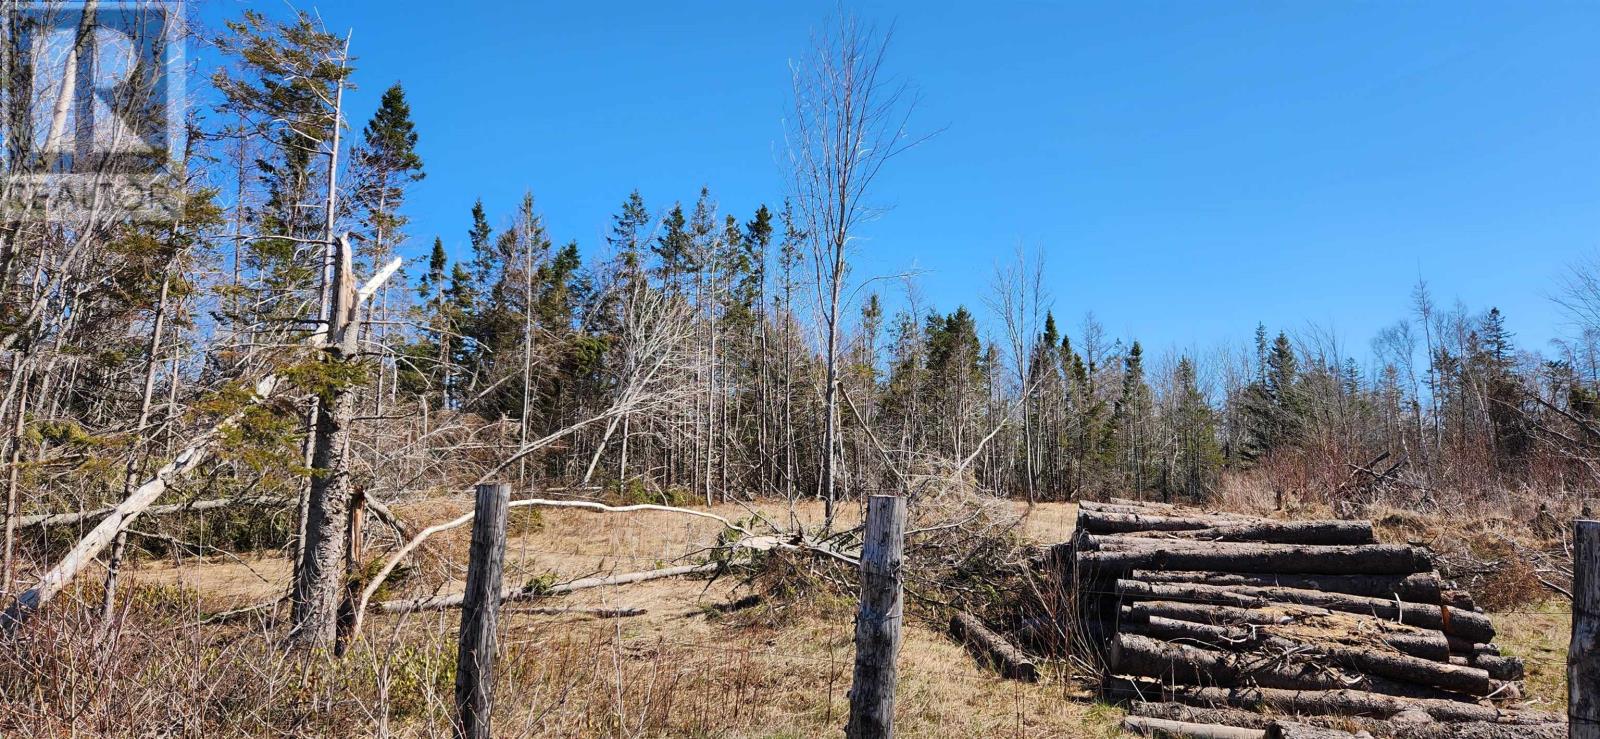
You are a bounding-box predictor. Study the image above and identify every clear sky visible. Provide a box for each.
[197,1,1599,363]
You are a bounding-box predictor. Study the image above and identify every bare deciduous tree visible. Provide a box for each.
[787,13,925,526]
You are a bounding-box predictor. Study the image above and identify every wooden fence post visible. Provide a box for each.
[1573,517,1600,738]
[847,494,906,739]
[454,483,509,739]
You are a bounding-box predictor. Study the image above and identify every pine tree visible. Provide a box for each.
[1166,356,1221,502]
[1112,341,1155,496]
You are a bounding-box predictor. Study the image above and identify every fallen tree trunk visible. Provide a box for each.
[1121,716,1264,738]
[12,496,291,530]
[1124,602,1453,662]
[1,377,281,634]
[1139,615,1491,695]
[1115,579,1495,642]
[1128,701,1565,739]
[1129,570,1443,604]
[1122,521,1375,546]
[1079,501,1251,518]
[378,563,719,613]
[1071,539,1430,576]
[949,611,1038,681]
[1105,679,1560,724]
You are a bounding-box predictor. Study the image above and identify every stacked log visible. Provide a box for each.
[1059,498,1555,737]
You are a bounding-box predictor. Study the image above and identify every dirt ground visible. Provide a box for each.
[125,498,1567,737]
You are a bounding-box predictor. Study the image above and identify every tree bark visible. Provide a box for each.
[1128,570,1442,604]
[1121,716,1264,739]
[1128,701,1566,739]
[289,237,362,649]
[1137,615,1491,695]
[1115,578,1495,643]
[1073,538,1430,576]
[1118,520,1375,545]
[1123,601,1452,662]
[1105,679,1560,724]
[949,611,1037,682]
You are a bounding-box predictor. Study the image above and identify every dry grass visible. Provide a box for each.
[1496,600,1571,715]
[1,498,1121,737]
[14,489,1574,736]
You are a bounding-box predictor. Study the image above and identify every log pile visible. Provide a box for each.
[1056,498,1563,737]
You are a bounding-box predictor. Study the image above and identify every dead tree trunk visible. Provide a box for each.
[289,236,362,649]
[949,611,1037,681]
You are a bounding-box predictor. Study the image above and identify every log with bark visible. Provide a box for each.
[1137,615,1492,695]
[1104,679,1561,724]
[1111,633,1478,699]
[1263,722,1366,739]
[1449,653,1525,681]
[1070,538,1432,576]
[1121,520,1375,546]
[1112,632,1356,692]
[948,611,1038,682]
[1077,510,1257,535]
[1114,579,1495,643]
[1123,601,1454,662]
[1121,716,1265,738]
[1128,701,1566,739]
[1127,570,1442,604]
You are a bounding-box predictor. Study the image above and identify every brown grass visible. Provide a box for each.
[2,499,1122,738]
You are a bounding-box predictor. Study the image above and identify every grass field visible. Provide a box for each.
[112,498,1567,737]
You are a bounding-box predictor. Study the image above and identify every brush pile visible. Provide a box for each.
[1054,498,1565,738]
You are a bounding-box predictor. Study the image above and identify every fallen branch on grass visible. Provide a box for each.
[377,563,721,613]
[504,605,646,618]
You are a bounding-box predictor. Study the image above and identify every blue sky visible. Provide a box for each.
[197,1,1599,363]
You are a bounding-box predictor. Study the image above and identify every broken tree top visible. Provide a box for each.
[1058,497,1563,738]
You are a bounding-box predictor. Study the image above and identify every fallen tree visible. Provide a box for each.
[1,377,281,634]
[11,496,291,530]
[377,562,721,613]
[949,611,1038,682]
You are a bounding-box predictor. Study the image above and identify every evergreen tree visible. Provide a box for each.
[1111,341,1155,495]
[1165,356,1221,502]
[350,83,425,264]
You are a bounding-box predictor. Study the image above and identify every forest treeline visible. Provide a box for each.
[3,6,1598,598]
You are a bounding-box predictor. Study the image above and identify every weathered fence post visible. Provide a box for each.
[1573,517,1600,739]
[847,494,906,739]
[454,483,509,739]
